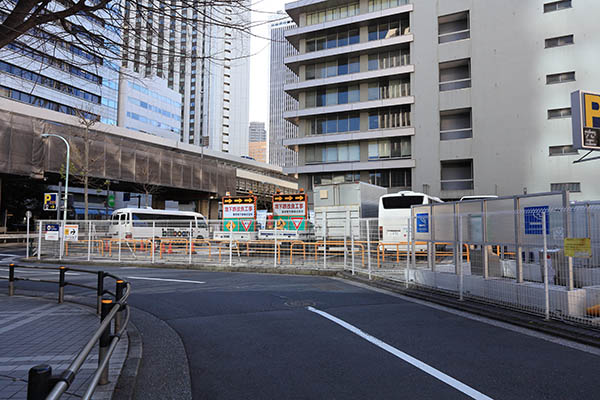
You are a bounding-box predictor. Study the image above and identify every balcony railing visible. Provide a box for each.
[441,179,474,191]
[438,29,470,44]
[440,128,472,141]
[439,78,471,92]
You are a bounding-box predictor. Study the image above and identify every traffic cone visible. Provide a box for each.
[168,242,173,254]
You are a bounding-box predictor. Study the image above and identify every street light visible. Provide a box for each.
[41,134,70,223]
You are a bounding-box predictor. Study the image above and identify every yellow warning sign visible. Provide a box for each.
[564,238,592,258]
[225,221,236,232]
[276,219,286,230]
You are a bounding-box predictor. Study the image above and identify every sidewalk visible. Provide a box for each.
[0,294,128,400]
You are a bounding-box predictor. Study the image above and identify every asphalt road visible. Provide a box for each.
[2,257,600,400]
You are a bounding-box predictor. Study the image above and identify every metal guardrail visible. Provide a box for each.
[0,263,131,400]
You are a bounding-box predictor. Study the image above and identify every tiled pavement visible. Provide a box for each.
[0,295,128,400]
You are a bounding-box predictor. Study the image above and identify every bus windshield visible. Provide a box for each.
[382,196,425,209]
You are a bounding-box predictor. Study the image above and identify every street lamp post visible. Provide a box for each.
[42,134,70,223]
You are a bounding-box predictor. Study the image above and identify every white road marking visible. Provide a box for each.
[126,276,205,284]
[307,306,494,400]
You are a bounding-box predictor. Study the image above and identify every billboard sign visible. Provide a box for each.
[43,193,58,211]
[272,193,307,231]
[571,90,600,151]
[222,196,256,232]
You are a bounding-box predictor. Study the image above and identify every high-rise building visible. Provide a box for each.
[121,1,251,155]
[283,0,599,202]
[269,16,299,168]
[248,121,267,163]
[0,3,119,125]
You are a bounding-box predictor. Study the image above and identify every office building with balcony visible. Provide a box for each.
[283,0,600,202]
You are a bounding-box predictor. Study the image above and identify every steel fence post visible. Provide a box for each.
[58,266,66,304]
[87,221,92,262]
[458,214,464,301]
[189,221,193,265]
[406,217,411,288]
[99,298,113,385]
[351,215,355,275]
[344,211,349,270]
[515,198,524,283]
[274,227,278,268]
[115,280,125,333]
[8,263,15,296]
[367,219,372,280]
[26,213,30,259]
[27,364,53,400]
[96,271,104,315]
[229,226,233,267]
[151,221,155,264]
[37,221,42,260]
[411,214,417,269]
[543,212,550,320]
[323,212,327,270]
[118,222,122,263]
[59,220,64,261]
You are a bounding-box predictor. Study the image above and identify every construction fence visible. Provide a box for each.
[28,204,600,327]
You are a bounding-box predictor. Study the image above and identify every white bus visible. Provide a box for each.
[378,191,443,244]
[108,208,209,239]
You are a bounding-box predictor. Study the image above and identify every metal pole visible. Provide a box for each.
[458,214,464,301]
[351,215,355,275]
[322,212,327,269]
[411,214,416,269]
[37,220,42,260]
[59,220,64,261]
[99,299,113,385]
[274,226,278,268]
[87,220,92,262]
[406,217,411,288]
[543,212,550,320]
[8,263,14,296]
[151,221,155,264]
[27,364,52,400]
[58,266,66,303]
[115,280,125,333]
[188,221,192,265]
[229,224,233,267]
[367,219,372,280]
[96,271,104,315]
[57,182,62,222]
[344,210,349,270]
[26,213,30,258]
[118,221,122,263]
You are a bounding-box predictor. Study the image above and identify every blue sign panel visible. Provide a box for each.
[416,213,429,233]
[524,206,550,235]
[45,223,60,232]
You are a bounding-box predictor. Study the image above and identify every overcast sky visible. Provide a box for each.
[248,0,289,131]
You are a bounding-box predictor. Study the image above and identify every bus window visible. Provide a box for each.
[382,196,425,209]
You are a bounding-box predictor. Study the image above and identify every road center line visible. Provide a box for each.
[126,276,205,284]
[307,306,494,400]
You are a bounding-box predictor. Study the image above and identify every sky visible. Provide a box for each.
[248,0,289,130]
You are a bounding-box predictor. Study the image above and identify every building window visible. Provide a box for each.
[440,108,472,140]
[544,1,572,13]
[549,145,578,156]
[369,0,409,13]
[368,107,411,130]
[546,71,575,84]
[305,28,359,53]
[305,142,360,164]
[313,172,360,187]
[439,59,471,91]
[368,17,409,41]
[368,79,411,100]
[547,107,571,119]
[306,3,359,26]
[305,85,360,108]
[368,137,411,160]
[438,11,470,44]
[551,182,580,192]
[441,159,473,190]
[545,34,574,48]
[308,112,360,135]
[368,49,410,71]
[369,169,411,188]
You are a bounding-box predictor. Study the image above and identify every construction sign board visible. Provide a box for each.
[564,238,592,258]
[45,223,60,241]
[64,224,79,241]
[272,193,307,231]
[222,196,256,232]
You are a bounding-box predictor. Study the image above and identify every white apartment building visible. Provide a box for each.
[269,16,300,168]
[0,2,119,125]
[283,0,600,202]
[121,1,251,155]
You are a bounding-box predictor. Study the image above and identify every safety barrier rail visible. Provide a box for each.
[0,263,131,400]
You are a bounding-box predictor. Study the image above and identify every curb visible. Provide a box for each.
[112,321,143,400]
[338,271,600,348]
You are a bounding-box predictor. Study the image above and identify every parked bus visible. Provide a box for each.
[378,191,443,245]
[108,208,209,239]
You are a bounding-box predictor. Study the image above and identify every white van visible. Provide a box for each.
[108,208,209,239]
[378,191,443,245]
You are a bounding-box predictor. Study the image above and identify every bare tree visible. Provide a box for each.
[0,0,278,71]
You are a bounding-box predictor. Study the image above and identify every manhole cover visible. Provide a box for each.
[285,300,316,308]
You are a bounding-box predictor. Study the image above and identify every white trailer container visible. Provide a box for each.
[314,182,387,239]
